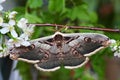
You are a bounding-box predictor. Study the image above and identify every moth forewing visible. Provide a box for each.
[65,33,110,56]
[9,43,46,64]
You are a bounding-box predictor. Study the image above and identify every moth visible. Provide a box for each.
[9,32,111,71]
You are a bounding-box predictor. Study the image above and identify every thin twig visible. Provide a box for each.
[28,23,120,33]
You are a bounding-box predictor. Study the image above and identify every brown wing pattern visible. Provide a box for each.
[9,32,110,71]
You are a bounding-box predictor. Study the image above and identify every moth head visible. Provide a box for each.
[54,34,63,41]
[9,44,35,60]
[53,33,64,45]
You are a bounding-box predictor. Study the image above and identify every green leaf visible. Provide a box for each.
[48,0,65,12]
[67,4,90,21]
[105,32,120,40]
[28,0,43,8]
[50,67,70,80]
[31,27,43,39]
[91,54,106,80]
[66,8,78,20]
[74,67,85,78]
[76,5,90,21]
[12,7,26,20]
[89,12,98,23]
[25,13,43,23]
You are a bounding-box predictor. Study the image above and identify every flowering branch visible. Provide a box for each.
[110,39,120,57]
[28,23,120,33]
[0,3,35,57]
[0,0,120,58]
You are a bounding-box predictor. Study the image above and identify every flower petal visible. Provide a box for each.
[21,41,30,46]
[9,19,15,26]
[27,24,35,33]
[9,11,17,19]
[0,27,9,34]
[7,39,13,46]
[10,30,18,38]
[20,18,28,23]
[17,18,28,29]
[17,23,27,29]
[15,43,21,47]
[114,51,120,57]
[2,23,9,27]
[110,39,116,44]
[20,33,29,40]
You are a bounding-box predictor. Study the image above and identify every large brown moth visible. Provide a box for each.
[9,32,110,71]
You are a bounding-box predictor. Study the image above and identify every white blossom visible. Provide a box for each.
[20,24,35,40]
[110,39,116,44]
[17,18,35,40]
[110,39,120,58]
[0,19,18,38]
[17,18,28,29]
[112,45,117,51]
[114,51,120,57]
[20,33,29,41]
[0,17,3,26]
[110,39,117,51]
[8,11,18,19]
[7,37,31,47]
[0,0,5,11]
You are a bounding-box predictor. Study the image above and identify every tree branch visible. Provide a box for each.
[28,23,120,33]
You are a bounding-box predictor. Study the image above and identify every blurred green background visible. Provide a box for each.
[1,0,120,80]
